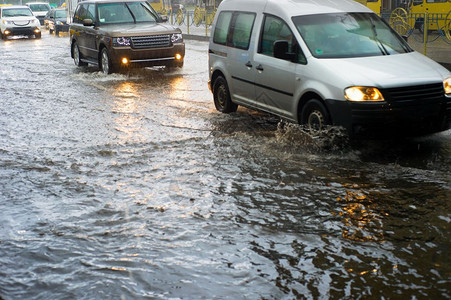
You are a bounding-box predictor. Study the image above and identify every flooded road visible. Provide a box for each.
[0,33,450,299]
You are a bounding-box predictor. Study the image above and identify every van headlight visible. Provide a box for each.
[2,20,12,25]
[171,33,183,43]
[112,37,131,47]
[444,77,451,96]
[344,86,384,102]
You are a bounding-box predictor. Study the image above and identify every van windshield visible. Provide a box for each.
[293,13,412,58]
[28,4,50,12]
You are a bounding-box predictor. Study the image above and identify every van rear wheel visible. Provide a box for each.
[301,99,330,133]
[213,76,237,113]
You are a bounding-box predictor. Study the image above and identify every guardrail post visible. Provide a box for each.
[187,11,190,35]
[423,9,428,55]
[205,13,208,37]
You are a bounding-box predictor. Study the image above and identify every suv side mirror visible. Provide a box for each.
[83,18,94,26]
[274,40,296,62]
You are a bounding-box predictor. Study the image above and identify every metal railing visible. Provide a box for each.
[156,7,216,36]
[387,9,451,55]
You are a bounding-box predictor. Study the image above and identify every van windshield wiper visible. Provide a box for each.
[369,18,389,55]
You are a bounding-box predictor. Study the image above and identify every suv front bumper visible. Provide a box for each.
[108,43,185,67]
[3,26,40,37]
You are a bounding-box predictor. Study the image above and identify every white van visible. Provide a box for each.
[208,0,451,137]
[26,2,51,25]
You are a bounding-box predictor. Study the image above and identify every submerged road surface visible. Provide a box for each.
[0,32,450,299]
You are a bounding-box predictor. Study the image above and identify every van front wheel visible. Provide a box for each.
[213,76,237,113]
[301,99,330,133]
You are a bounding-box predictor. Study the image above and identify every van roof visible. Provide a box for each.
[1,5,30,9]
[219,0,371,16]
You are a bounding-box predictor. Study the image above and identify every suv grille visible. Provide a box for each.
[381,83,444,104]
[131,35,171,49]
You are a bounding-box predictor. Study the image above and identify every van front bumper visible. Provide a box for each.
[326,96,451,137]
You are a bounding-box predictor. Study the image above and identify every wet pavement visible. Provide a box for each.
[0,32,450,299]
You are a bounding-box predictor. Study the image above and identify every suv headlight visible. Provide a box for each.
[32,19,40,25]
[444,77,451,96]
[344,86,384,102]
[112,37,131,47]
[2,20,12,25]
[171,33,183,43]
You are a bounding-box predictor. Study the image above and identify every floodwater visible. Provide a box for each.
[0,32,450,299]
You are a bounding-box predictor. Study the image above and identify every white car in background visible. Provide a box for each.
[0,5,41,39]
[26,2,51,25]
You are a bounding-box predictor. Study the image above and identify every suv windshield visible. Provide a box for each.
[2,8,33,17]
[55,10,66,18]
[98,1,157,24]
[293,13,412,58]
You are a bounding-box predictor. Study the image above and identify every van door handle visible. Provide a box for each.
[256,64,264,71]
[245,61,253,68]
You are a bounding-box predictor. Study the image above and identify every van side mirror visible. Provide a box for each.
[274,40,296,62]
[158,14,168,22]
[83,18,94,26]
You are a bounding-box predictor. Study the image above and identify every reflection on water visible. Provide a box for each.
[336,189,385,242]
[111,82,144,144]
[0,36,450,299]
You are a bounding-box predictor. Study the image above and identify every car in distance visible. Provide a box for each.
[208,0,451,137]
[70,0,185,74]
[26,2,51,25]
[0,5,41,39]
[44,8,68,35]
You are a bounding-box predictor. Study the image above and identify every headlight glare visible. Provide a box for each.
[171,33,183,43]
[345,86,384,102]
[112,37,131,47]
[444,77,451,95]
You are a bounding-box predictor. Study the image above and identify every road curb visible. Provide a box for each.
[439,63,451,71]
[184,34,209,42]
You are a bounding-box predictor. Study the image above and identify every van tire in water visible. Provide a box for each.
[213,76,238,113]
[301,99,330,132]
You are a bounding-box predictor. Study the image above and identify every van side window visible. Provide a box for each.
[259,15,306,64]
[229,12,255,50]
[213,11,232,45]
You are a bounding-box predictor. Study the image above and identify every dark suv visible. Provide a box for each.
[70,0,185,74]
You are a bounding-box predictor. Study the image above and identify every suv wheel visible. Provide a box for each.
[100,48,114,74]
[72,41,87,67]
